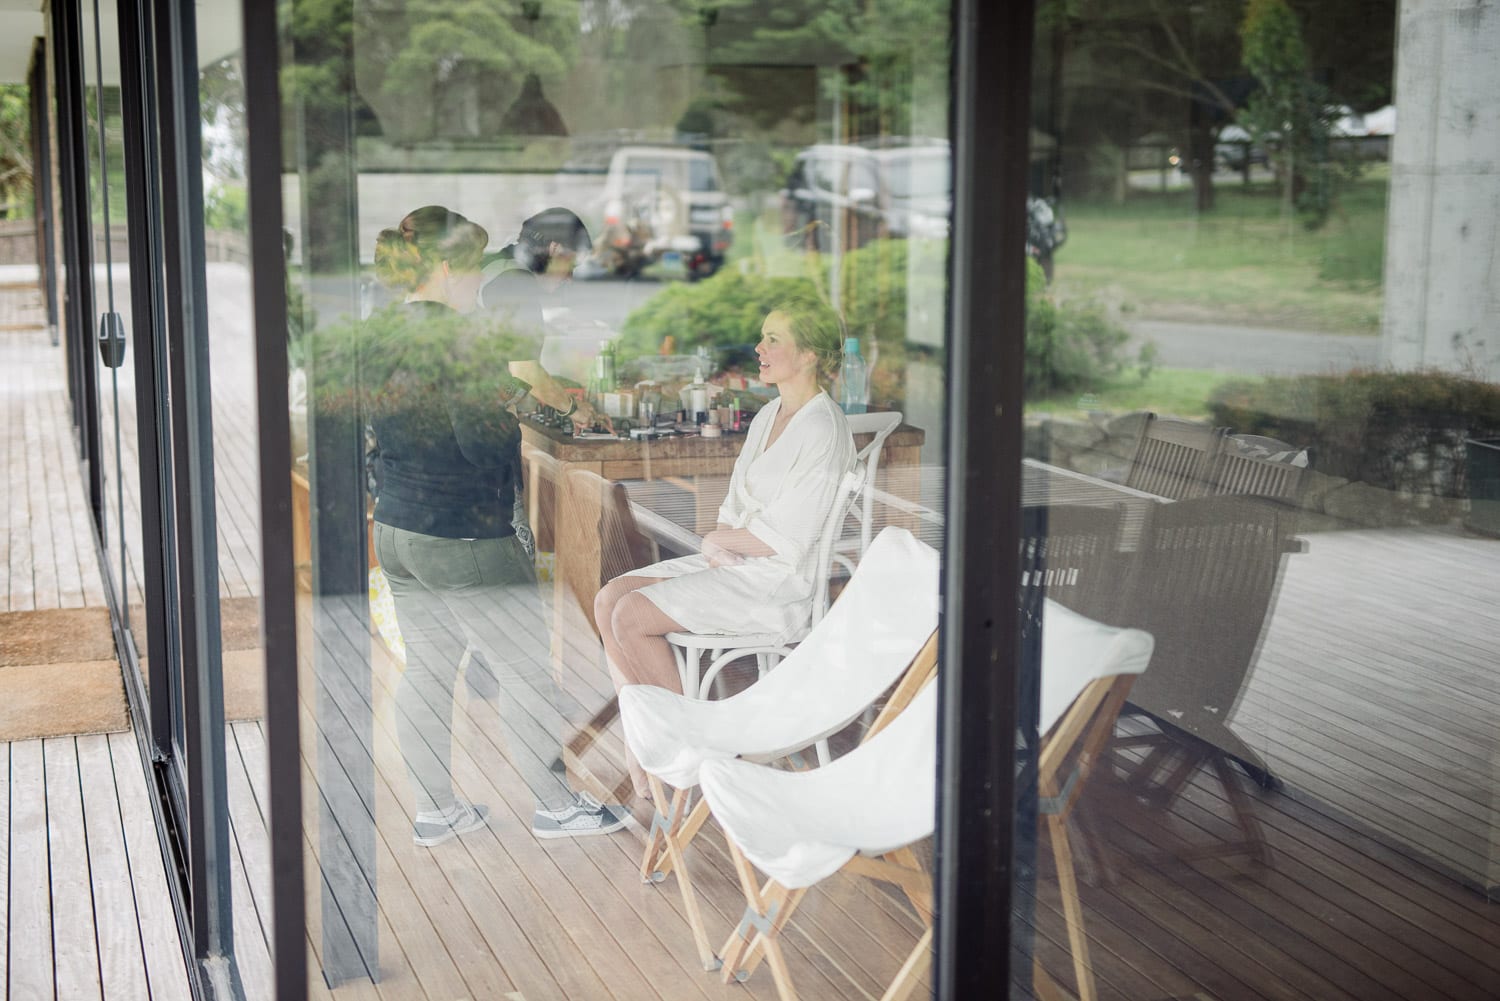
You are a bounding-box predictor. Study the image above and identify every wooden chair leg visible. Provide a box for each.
[1213,753,1273,865]
[718,842,807,988]
[731,880,806,983]
[644,777,719,970]
[639,776,681,882]
[1044,813,1097,1001]
[718,840,767,978]
[642,793,711,884]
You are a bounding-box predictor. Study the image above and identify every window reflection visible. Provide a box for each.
[1021,1,1499,998]
[282,0,950,995]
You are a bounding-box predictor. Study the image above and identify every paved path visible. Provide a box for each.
[1126,318,1382,375]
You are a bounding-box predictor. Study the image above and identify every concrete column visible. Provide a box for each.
[1381,0,1500,376]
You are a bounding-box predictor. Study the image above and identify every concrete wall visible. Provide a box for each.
[1382,0,1500,377]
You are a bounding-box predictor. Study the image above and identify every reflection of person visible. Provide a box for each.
[366,205,625,844]
[593,296,855,799]
[476,206,592,332]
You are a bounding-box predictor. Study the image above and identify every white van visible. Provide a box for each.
[595,146,733,279]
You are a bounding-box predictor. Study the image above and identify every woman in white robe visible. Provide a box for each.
[594,296,855,798]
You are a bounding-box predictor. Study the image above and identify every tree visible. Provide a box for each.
[1045,0,1247,211]
[1239,0,1341,230]
[0,86,32,218]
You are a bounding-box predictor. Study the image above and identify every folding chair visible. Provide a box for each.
[619,526,940,969]
[1124,412,1227,500]
[665,461,867,701]
[702,600,1153,1001]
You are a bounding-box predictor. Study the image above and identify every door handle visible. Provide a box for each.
[97,312,126,368]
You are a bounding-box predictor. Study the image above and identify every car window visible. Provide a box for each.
[688,158,718,192]
[850,160,879,194]
[621,156,680,189]
[885,152,951,199]
[810,156,842,193]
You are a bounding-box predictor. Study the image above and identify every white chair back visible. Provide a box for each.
[843,410,903,555]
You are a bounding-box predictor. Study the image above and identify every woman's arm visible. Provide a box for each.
[508,359,610,433]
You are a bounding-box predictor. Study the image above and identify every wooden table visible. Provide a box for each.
[518,418,926,642]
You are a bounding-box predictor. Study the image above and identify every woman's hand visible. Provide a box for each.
[571,401,613,435]
[701,530,745,568]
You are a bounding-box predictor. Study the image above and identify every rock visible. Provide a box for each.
[1321,481,1420,528]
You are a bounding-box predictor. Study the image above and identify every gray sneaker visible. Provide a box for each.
[532,792,629,840]
[413,799,490,847]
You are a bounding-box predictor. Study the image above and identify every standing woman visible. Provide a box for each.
[593,295,856,798]
[366,205,626,844]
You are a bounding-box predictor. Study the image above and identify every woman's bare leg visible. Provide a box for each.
[595,575,677,798]
[594,575,664,689]
[609,589,689,799]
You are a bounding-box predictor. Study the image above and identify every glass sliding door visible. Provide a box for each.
[252,0,961,995]
[78,0,147,669]
[1012,1,1500,998]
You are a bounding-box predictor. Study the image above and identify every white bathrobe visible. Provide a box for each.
[636,391,856,642]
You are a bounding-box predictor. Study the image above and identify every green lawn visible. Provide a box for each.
[1054,171,1387,334]
[1026,367,1249,421]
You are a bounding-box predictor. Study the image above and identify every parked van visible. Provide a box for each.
[593,146,733,279]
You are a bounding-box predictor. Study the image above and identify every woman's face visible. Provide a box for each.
[756,311,819,387]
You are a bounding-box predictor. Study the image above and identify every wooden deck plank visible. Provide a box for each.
[40,376,88,609]
[10,739,55,999]
[1157,780,1498,1000]
[223,723,276,1001]
[6,358,35,612]
[75,733,154,1001]
[44,738,105,1001]
[319,597,872,1001]
[298,625,620,1001]
[25,384,61,610]
[105,731,194,1001]
[309,600,779,1000]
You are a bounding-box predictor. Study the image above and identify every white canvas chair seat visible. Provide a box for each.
[699,678,939,892]
[623,526,939,787]
[619,526,940,969]
[665,464,867,700]
[701,600,1153,1001]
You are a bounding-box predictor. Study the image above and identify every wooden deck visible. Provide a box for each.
[1,732,193,1000]
[2,324,107,612]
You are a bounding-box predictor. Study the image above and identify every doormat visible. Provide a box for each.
[0,607,126,739]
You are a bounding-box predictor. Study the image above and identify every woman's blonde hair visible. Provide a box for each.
[770,294,845,384]
[374,205,488,293]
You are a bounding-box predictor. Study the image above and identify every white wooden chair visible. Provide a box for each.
[832,410,904,576]
[664,460,866,702]
[620,527,940,970]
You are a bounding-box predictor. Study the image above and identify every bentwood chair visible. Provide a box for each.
[831,410,904,575]
[665,461,866,701]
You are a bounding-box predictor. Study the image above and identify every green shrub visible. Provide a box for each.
[1208,369,1500,496]
[1024,257,1140,398]
[617,269,819,361]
